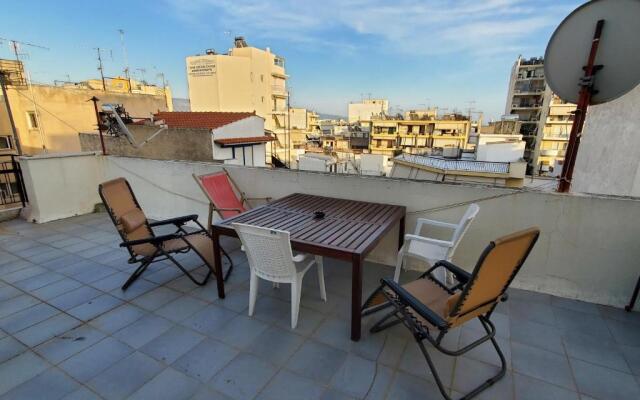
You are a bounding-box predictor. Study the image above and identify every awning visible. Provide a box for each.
[214,136,275,147]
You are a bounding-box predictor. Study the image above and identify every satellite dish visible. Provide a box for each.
[544,0,640,105]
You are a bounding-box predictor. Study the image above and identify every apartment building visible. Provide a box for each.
[369,116,471,157]
[348,99,388,124]
[0,59,171,156]
[504,56,576,174]
[186,37,289,165]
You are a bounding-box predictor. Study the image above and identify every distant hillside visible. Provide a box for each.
[172,98,190,112]
[318,113,346,120]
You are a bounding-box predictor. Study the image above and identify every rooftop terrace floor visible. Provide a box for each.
[0,213,639,400]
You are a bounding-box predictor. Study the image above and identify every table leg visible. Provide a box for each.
[398,215,405,250]
[351,254,363,341]
[212,230,225,299]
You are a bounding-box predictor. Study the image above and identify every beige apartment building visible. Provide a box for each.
[186,37,289,165]
[369,116,471,157]
[0,59,171,156]
[348,99,388,124]
[504,56,576,174]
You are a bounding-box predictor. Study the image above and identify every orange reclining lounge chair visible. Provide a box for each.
[99,177,232,290]
[370,227,540,400]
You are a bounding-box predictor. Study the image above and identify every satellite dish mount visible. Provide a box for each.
[557,19,604,193]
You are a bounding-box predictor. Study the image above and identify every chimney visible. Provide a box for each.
[234,36,248,48]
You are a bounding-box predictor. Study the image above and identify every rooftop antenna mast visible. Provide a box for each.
[0,37,49,62]
[118,29,132,93]
[94,47,108,91]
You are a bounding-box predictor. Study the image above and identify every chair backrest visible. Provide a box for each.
[447,203,480,257]
[98,178,154,257]
[232,223,297,281]
[194,171,246,219]
[447,227,540,327]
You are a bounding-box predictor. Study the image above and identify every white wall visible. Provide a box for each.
[211,115,267,167]
[20,153,640,308]
[476,141,525,162]
[20,152,102,223]
[573,84,640,197]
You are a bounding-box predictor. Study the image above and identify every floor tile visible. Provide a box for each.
[131,286,183,311]
[48,286,102,311]
[210,353,277,400]
[89,303,147,334]
[452,357,513,400]
[0,367,79,400]
[30,278,83,301]
[154,295,208,323]
[60,386,102,400]
[14,314,81,347]
[172,338,238,382]
[312,317,385,361]
[386,370,444,400]
[571,358,640,400]
[605,318,640,347]
[0,303,59,334]
[246,325,305,366]
[128,367,200,400]
[140,325,204,364]
[510,315,565,354]
[0,335,27,363]
[0,351,49,395]
[330,354,377,398]
[87,351,164,400]
[35,324,106,364]
[564,332,630,373]
[13,271,65,292]
[181,304,238,336]
[67,294,123,321]
[58,337,133,382]
[113,314,174,349]
[286,340,348,384]
[210,314,269,349]
[0,294,41,319]
[257,369,325,400]
[553,307,613,341]
[511,342,575,390]
[513,372,579,400]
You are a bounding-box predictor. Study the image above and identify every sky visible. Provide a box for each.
[0,0,583,119]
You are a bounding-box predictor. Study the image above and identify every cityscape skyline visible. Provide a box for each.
[1,0,582,119]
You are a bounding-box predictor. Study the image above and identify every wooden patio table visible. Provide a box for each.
[210,192,406,341]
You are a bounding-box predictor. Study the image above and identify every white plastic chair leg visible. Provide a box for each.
[393,245,406,282]
[248,270,258,317]
[315,256,327,301]
[291,278,303,329]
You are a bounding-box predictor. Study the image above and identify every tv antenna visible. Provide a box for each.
[118,29,132,92]
[0,37,49,62]
[544,0,640,192]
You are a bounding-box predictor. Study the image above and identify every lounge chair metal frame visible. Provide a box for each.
[99,178,233,290]
[370,228,540,400]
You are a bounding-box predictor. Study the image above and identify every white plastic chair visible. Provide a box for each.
[232,222,326,329]
[394,204,480,283]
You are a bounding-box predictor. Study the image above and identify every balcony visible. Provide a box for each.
[0,153,639,399]
[271,84,287,98]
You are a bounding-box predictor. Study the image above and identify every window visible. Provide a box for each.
[260,74,264,83]
[261,96,264,103]
[26,111,38,129]
[0,136,11,150]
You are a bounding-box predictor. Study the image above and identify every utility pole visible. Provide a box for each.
[118,29,132,93]
[95,48,107,91]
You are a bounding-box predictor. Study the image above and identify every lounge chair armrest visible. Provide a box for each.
[433,260,471,284]
[245,197,272,202]
[149,214,198,227]
[405,234,453,248]
[381,278,449,330]
[415,218,458,235]
[292,253,309,263]
[120,233,180,248]
[214,207,244,214]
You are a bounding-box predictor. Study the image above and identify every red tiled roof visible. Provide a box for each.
[153,111,255,130]
[214,136,275,146]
